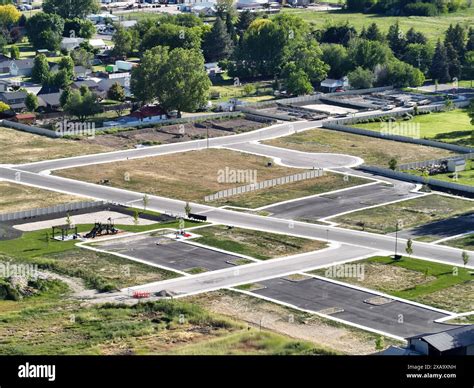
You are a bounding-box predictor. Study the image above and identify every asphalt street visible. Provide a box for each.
[263,182,421,220]
[252,277,459,338]
[127,244,376,295]
[95,234,244,272]
[0,167,470,268]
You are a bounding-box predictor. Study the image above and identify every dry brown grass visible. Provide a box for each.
[418,281,474,313]
[0,182,84,213]
[265,128,455,167]
[56,149,305,202]
[0,127,111,164]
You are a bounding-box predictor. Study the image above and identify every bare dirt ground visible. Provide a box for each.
[315,263,437,293]
[83,118,266,150]
[56,149,305,202]
[188,290,402,355]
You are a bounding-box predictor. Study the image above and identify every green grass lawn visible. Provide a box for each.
[312,256,473,312]
[331,194,473,234]
[280,6,474,43]
[194,225,326,260]
[355,109,473,147]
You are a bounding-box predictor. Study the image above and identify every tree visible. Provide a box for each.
[64,18,95,39]
[320,23,357,46]
[446,42,462,79]
[348,66,374,89]
[348,39,392,70]
[0,4,20,28]
[236,9,255,33]
[26,12,65,51]
[140,23,202,52]
[403,43,434,74]
[112,24,134,58]
[133,209,139,226]
[58,56,75,78]
[405,28,427,45]
[405,238,413,257]
[375,336,385,351]
[25,93,38,112]
[132,46,211,115]
[469,100,474,126]
[430,40,450,83]
[0,101,10,113]
[462,251,470,267]
[107,82,127,116]
[361,23,384,42]
[284,40,328,84]
[203,16,233,62]
[386,21,406,59]
[31,54,50,84]
[9,45,19,60]
[378,60,425,88]
[43,0,99,19]
[285,68,313,96]
[184,202,191,217]
[321,44,350,79]
[70,47,94,68]
[63,88,101,121]
[60,87,73,108]
[444,23,466,61]
[388,158,397,170]
[142,195,149,211]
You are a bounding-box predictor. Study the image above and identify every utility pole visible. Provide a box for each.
[394,220,400,259]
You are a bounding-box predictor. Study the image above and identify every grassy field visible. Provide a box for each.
[212,172,370,209]
[265,128,455,167]
[0,182,84,213]
[194,225,326,260]
[442,234,474,251]
[0,127,112,164]
[311,256,473,312]
[0,297,334,355]
[331,194,473,234]
[281,6,474,43]
[56,149,309,203]
[210,76,276,104]
[355,109,473,147]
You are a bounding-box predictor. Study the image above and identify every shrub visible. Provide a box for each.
[403,2,439,16]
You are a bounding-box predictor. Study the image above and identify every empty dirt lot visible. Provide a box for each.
[56,149,307,202]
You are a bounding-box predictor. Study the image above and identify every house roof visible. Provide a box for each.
[39,92,62,107]
[321,78,344,88]
[15,113,36,120]
[1,91,27,101]
[10,59,34,70]
[73,80,98,89]
[409,326,474,352]
[98,78,128,92]
[130,105,166,119]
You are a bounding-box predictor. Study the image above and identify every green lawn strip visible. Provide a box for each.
[193,225,326,260]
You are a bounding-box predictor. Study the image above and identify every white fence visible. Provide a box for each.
[0,201,105,222]
[204,169,324,202]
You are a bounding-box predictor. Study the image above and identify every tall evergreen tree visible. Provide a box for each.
[363,23,384,42]
[387,22,406,58]
[225,12,237,44]
[446,42,462,79]
[445,23,466,61]
[430,40,450,83]
[406,28,427,45]
[466,27,474,52]
[203,16,233,62]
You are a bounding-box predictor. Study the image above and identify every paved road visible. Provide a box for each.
[127,245,376,295]
[394,213,474,241]
[0,167,470,268]
[263,182,421,220]
[95,234,245,272]
[15,121,325,173]
[252,277,458,338]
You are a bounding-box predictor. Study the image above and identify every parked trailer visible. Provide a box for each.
[188,213,207,222]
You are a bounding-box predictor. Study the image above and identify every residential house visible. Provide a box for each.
[12,112,36,124]
[320,77,349,93]
[9,59,35,77]
[0,91,27,112]
[60,37,85,52]
[98,77,131,98]
[37,86,63,112]
[407,326,474,356]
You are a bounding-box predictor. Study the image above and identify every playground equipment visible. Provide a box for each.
[84,220,118,239]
